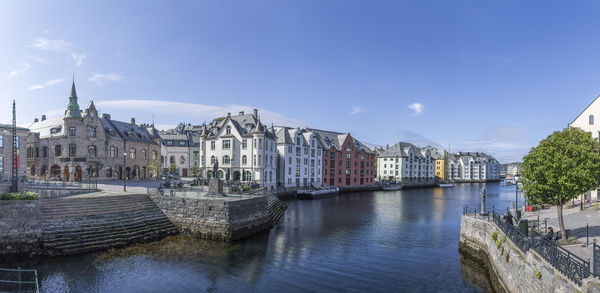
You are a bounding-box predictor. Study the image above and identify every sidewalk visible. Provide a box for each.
[522,202,600,263]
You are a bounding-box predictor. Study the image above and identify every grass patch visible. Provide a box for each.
[1,191,39,200]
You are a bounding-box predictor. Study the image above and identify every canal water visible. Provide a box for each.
[3,182,524,293]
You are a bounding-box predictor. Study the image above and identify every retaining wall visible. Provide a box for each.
[460,215,600,293]
[149,194,270,241]
[0,200,42,255]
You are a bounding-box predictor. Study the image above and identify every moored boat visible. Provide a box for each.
[382,183,403,191]
[438,183,454,188]
[297,186,340,199]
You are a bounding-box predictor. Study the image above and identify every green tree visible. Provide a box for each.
[168,162,178,175]
[521,127,600,240]
[191,165,199,177]
[148,159,161,178]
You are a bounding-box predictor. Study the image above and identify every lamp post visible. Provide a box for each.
[123,151,127,192]
[514,174,520,216]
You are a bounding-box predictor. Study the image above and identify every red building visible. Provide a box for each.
[308,129,375,187]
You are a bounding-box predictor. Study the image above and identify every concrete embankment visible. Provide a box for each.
[459,215,600,293]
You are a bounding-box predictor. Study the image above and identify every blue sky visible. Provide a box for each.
[1,1,600,163]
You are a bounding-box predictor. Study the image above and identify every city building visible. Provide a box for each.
[569,96,600,201]
[192,110,278,189]
[447,152,500,182]
[422,145,447,180]
[273,126,323,188]
[159,132,191,177]
[0,124,29,180]
[26,81,160,181]
[308,129,375,187]
[376,142,436,185]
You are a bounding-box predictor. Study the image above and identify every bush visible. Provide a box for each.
[1,191,39,200]
[492,231,498,242]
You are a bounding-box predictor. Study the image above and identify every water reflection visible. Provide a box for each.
[2,182,523,292]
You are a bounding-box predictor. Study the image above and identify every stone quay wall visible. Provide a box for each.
[0,200,43,255]
[149,194,270,241]
[460,215,600,293]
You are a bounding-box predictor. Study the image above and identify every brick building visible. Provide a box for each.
[308,129,375,187]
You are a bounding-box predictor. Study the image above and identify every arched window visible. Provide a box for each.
[88,145,97,157]
[590,115,595,125]
[242,155,247,165]
[223,155,230,164]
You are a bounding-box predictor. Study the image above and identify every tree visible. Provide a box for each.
[148,159,161,178]
[521,127,600,240]
[168,162,178,175]
[191,165,199,177]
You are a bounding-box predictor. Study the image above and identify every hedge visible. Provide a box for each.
[1,191,39,200]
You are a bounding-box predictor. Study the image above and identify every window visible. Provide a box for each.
[296,137,300,145]
[69,127,76,136]
[330,152,335,159]
[130,148,136,159]
[142,149,147,160]
[35,147,39,158]
[152,151,157,160]
[222,140,231,149]
[0,157,3,172]
[259,139,263,149]
[591,115,595,125]
[223,155,230,164]
[179,141,186,146]
[242,155,247,165]
[106,167,113,177]
[109,146,117,158]
[88,145,98,158]
[242,139,248,149]
[0,135,2,148]
[170,156,175,164]
[68,144,76,157]
[346,153,351,159]
[296,147,301,156]
[166,141,173,146]
[211,156,216,165]
[89,127,96,137]
[346,145,351,151]
[42,146,47,157]
[180,156,185,164]
[211,141,216,150]
[226,126,231,135]
[55,145,62,157]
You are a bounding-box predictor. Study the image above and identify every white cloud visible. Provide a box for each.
[89,73,123,84]
[408,102,424,115]
[29,38,72,51]
[25,55,50,63]
[349,106,365,115]
[28,79,65,91]
[95,100,304,128]
[7,63,30,78]
[71,53,86,66]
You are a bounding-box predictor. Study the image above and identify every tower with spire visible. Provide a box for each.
[65,77,82,118]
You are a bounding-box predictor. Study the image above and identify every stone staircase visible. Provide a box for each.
[41,194,178,255]
[267,195,287,226]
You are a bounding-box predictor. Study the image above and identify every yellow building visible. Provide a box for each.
[435,158,446,180]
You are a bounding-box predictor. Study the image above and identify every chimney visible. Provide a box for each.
[253,109,258,118]
[41,115,46,121]
[239,111,244,116]
[103,113,111,119]
[34,118,39,123]
[386,144,389,150]
[131,118,135,125]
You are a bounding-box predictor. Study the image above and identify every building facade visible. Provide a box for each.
[0,124,29,180]
[159,133,191,177]
[26,82,160,181]
[192,110,278,189]
[274,127,323,188]
[308,129,375,187]
[447,152,500,182]
[376,142,436,185]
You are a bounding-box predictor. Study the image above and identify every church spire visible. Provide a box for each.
[65,75,82,118]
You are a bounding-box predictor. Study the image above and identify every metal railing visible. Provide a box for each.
[530,229,590,285]
[464,205,592,286]
[0,267,39,293]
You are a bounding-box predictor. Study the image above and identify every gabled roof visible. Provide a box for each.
[307,128,374,154]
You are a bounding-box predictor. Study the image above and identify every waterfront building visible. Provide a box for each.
[273,126,323,188]
[26,81,160,181]
[0,124,29,180]
[422,145,447,180]
[376,142,436,185]
[191,110,278,189]
[307,129,375,187]
[159,132,191,177]
[569,97,600,200]
[447,152,500,182]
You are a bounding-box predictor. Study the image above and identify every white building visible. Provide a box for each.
[274,127,323,188]
[447,152,500,181]
[569,96,600,201]
[159,133,191,177]
[193,109,278,190]
[376,142,435,185]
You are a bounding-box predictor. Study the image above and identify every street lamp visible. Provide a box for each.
[514,174,520,217]
[123,151,127,192]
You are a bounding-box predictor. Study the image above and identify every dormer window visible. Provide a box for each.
[226,126,231,135]
[245,124,253,133]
